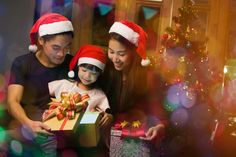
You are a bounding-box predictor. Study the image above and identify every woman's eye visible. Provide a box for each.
[108,50,114,54]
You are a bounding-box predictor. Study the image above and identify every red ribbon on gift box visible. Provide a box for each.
[42,92,89,123]
[114,120,146,138]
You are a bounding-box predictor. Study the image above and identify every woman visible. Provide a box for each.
[102,20,168,144]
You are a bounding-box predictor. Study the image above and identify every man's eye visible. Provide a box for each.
[53,47,60,51]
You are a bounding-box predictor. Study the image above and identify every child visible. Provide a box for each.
[48,45,113,127]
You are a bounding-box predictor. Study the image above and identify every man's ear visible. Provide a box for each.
[38,37,44,46]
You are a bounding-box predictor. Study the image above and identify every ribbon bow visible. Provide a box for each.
[42,92,89,121]
[114,120,146,138]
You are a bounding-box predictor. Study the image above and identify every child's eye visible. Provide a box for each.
[81,67,87,72]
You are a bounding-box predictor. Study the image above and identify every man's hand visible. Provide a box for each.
[25,120,53,136]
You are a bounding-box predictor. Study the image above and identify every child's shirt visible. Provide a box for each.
[48,79,110,112]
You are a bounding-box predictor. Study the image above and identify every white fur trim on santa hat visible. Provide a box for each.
[39,21,73,37]
[109,22,139,46]
[78,57,105,71]
[141,58,151,66]
[68,70,75,78]
[29,44,38,52]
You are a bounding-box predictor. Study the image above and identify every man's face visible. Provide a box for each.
[39,34,72,67]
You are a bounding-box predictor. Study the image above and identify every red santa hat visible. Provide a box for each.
[29,13,73,52]
[68,45,107,78]
[109,20,150,66]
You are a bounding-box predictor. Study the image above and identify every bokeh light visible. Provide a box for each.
[167,84,182,105]
[0,126,6,142]
[0,91,6,103]
[61,149,77,157]
[10,140,23,156]
[191,104,213,130]
[209,83,222,104]
[163,98,179,112]
[21,125,34,141]
[170,107,189,128]
[0,36,3,51]
[0,104,5,118]
[0,74,5,90]
[180,89,196,108]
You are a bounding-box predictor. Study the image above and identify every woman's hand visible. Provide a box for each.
[140,123,165,141]
[99,112,113,128]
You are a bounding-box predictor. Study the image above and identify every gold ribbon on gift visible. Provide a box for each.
[42,92,89,122]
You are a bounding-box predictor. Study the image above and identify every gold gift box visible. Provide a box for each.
[43,113,82,132]
[77,112,101,147]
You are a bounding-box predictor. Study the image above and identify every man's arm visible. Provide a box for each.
[7,84,51,134]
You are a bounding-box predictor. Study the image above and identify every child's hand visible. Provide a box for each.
[99,112,113,127]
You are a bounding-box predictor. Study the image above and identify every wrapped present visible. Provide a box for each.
[110,121,150,157]
[42,92,89,132]
[77,112,101,147]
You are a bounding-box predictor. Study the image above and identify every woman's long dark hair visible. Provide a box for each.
[101,33,148,113]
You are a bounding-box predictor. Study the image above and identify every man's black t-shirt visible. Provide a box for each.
[9,52,72,121]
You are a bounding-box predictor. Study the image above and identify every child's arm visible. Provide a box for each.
[48,79,66,97]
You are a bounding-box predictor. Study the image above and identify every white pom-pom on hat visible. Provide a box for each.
[28,44,38,53]
[68,70,75,78]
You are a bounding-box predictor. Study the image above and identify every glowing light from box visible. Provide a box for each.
[10,140,23,156]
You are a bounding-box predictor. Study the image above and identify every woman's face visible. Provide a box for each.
[39,34,72,67]
[108,39,132,71]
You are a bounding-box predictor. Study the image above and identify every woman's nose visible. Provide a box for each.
[113,54,119,62]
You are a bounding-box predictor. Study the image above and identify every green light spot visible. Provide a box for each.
[10,140,23,156]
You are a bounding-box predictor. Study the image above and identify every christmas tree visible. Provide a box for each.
[157,0,221,98]
[155,2,219,156]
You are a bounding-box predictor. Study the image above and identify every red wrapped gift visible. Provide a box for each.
[110,120,150,157]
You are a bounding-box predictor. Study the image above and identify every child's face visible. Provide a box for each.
[78,66,100,85]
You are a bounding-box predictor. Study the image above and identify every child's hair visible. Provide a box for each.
[79,63,103,74]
